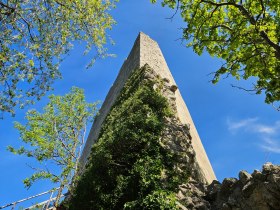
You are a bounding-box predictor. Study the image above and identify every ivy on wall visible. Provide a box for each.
[67,65,189,209]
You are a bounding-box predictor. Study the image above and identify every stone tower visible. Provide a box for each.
[80,32,216,184]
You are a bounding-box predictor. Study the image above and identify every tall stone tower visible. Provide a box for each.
[80,32,216,184]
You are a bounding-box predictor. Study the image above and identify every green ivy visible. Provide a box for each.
[68,65,188,209]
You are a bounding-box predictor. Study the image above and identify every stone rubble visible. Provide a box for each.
[176,162,280,210]
[207,162,280,210]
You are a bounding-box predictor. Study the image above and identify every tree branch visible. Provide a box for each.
[166,0,180,20]
[200,0,280,59]
[211,24,232,31]
[201,0,256,24]
[259,31,280,59]
[231,84,259,93]
[0,1,15,11]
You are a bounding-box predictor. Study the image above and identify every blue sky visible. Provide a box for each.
[0,1,279,208]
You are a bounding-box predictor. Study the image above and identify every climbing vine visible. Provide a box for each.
[67,65,189,209]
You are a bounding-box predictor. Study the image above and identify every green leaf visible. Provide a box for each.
[9,87,99,206]
[154,0,280,109]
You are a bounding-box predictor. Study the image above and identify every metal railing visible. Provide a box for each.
[0,188,66,210]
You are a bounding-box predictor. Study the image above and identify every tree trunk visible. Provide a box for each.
[54,184,64,207]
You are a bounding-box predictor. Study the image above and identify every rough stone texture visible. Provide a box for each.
[174,163,280,210]
[139,32,216,184]
[176,179,211,210]
[145,66,200,177]
[79,32,141,170]
[79,32,216,184]
[145,65,207,185]
[206,162,280,210]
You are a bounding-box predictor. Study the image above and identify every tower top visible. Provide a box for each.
[80,32,216,183]
[121,32,176,86]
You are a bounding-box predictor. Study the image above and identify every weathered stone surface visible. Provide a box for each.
[206,163,280,210]
[175,163,280,210]
[144,65,206,184]
[239,170,252,185]
[176,178,211,210]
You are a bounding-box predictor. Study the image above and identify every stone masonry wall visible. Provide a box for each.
[79,34,141,169]
[173,162,280,210]
[138,33,216,183]
[80,32,216,184]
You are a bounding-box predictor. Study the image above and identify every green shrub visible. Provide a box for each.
[68,66,188,209]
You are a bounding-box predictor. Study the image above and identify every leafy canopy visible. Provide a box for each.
[152,0,280,109]
[8,87,99,206]
[0,0,116,117]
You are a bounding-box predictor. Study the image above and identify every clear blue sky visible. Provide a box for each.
[0,1,279,208]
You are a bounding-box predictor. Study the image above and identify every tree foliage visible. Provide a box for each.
[153,0,280,109]
[0,0,116,117]
[8,87,98,206]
